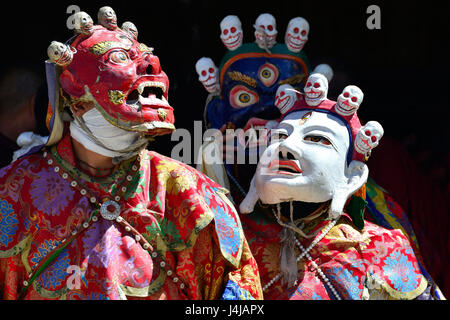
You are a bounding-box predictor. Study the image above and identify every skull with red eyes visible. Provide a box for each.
[254,13,277,50]
[354,121,384,155]
[275,84,299,114]
[284,17,309,53]
[336,85,364,116]
[303,73,328,106]
[220,15,243,51]
[195,57,219,93]
[56,23,174,135]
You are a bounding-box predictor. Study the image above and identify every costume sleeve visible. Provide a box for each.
[220,236,263,300]
[173,224,262,300]
[148,154,262,299]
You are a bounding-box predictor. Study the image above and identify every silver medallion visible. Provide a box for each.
[100,200,121,220]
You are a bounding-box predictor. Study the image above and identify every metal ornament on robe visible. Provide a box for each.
[100,200,121,220]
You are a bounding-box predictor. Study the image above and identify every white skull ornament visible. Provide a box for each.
[254,13,277,50]
[98,6,118,30]
[121,21,138,40]
[354,121,384,156]
[303,73,328,106]
[275,84,298,114]
[47,41,75,66]
[73,12,94,36]
[335,85,364,116]
[195,57,219,93]
[284,17,309,53]
[220,15,243,51]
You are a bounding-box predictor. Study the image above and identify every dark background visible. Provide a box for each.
[1,0,449,294]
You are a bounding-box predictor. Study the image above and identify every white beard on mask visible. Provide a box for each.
[70,107,146,160]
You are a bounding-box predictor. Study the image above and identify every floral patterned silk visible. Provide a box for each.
[0,134,262,300]
[240,202,437,300]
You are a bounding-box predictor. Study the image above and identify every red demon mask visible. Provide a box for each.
[55,17,175,136]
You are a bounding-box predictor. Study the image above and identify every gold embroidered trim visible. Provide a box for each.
[0,235,31,259]
[380,274,429,300]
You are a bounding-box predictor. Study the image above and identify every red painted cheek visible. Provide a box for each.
[94,64,137,92]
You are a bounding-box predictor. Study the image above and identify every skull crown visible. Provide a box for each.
[195,57,219,94]
[214,13,310,53]
[284,17,310,53]
[354,121,384,158]
[303,73,329,107]
[47,41,75,66]
[220,15,243,51]
[47,7,140,66]
[196,14,316,93]
[254,13,278,50]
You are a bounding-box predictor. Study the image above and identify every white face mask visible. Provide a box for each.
[70,107,143,158]
[240,110,369,220]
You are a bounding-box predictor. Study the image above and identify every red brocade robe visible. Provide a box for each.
[0,134,262,300]
[240,202,443,300]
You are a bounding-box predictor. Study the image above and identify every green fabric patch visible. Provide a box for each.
[346,196,367,230]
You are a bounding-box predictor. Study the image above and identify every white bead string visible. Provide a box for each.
[263,208,339,298]
[294,237,342,300]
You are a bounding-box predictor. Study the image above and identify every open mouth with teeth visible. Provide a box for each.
[355,137,370,154]
[224,33,243,49]
[202,77,217,91]
[57,49,72,65]
[287,36,306,49]
[336,100,357,115]
[305,90,323,101]
[276,95,292,112]
[125,81,169,111]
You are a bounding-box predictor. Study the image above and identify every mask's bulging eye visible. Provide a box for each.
[304,135,331,146]
[258,63,279,87]
[107,50,130,65]
[229,85,259,108]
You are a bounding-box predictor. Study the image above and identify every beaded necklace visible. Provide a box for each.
[262,205,342,300]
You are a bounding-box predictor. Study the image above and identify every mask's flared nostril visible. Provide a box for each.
[286,151,296,160]
[278,149,296,160]
[145,65,153,75]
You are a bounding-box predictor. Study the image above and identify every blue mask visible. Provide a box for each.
[207,43,310,130]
